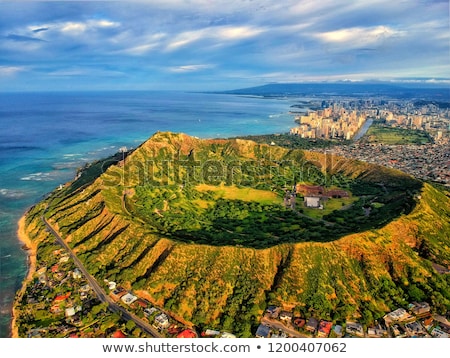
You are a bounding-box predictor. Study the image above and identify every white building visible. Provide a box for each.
[121,293,138,305]
[304,196,321,208]
[154,313,170,329]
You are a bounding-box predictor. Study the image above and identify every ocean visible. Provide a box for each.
[0,90,297,337]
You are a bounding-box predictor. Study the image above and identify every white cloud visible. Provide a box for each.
[24,19,121,38]
[169,64,214,72]
[166,28,207,50]
[216,26,265,40]
[116,33,167,55]
[61,22,86,33]
[0,1,448,90]
[96,20,120,28]
[390,78,450,85]
[166,25,265,51]
[47,67,125,77]
[316,26,402,45]
[60,19,120,34]
[120,43,159,56]
[289,0,338,15]
[0,66,26,76]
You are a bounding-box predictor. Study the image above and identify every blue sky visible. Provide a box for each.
[0,0,449,91]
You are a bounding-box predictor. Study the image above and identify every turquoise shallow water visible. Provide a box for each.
[0,91,297,337]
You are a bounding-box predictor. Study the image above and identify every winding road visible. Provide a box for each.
[41,207,162,338]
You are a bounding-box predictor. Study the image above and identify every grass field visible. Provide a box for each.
[365,125,432,145]
[300,196,359,219]
[195,183,283,205]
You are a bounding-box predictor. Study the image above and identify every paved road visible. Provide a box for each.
[41,211,162,338]
[261,316,309,338]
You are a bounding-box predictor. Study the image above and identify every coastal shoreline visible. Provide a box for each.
[11,214,37,338]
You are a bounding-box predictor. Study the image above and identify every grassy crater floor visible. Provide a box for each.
[126,177,421,249]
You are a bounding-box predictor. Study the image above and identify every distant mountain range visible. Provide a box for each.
[220,82,450,100]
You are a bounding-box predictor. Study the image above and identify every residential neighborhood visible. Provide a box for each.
[15,237,450,339]
[316,141,450,186]
[254,303,450,339]
[300,99,450,186]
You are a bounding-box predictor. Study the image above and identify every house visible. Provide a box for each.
[442,324,450,334]
[431,327,449,338]
[317,320,332,337]
[279,310,293,322]
[422,316,434,330]
[79,284,91,293]
[326,189,349,198]
[28,329,44,338]
[220,332,236,338]
[54,292,71,303]
[306,317,319,333]
[65,307,76,317]
[271,329,288,338]
[154,313,170,329]
[409,302,431,317]
[168,325,183,335]
[383,308,414,324]
[367,326,387,338]
[296,185,325,196]
[121,293,138,305]
[345,321,364,337]
[38,273,47,284]
[135,298,150,308]
[266,306,280,318]
[433,314,450,328]
[110,287,127,301]
[332,325,343,337]
[391,324,407,338]
[293,317,306,329]
[202,329,220,337]
[144,307,159,317]
[72,268,82,279]
[304,196,321,208]
[405,321,429,337]
[177,329,197,338]
[255,324,271,338]
[296,184,349,199]
[111,330,127,338]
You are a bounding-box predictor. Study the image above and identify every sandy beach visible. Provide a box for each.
[10,215,37,338]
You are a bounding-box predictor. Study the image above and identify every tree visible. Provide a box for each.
[126,320,136,332]
[407,284,426,302]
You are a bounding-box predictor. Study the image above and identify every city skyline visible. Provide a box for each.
[0,0,449,92]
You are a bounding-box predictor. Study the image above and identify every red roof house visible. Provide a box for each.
[176,329,197,338]
[318,320,333,337]
[54,292,71,302]
[112,330,127,338]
